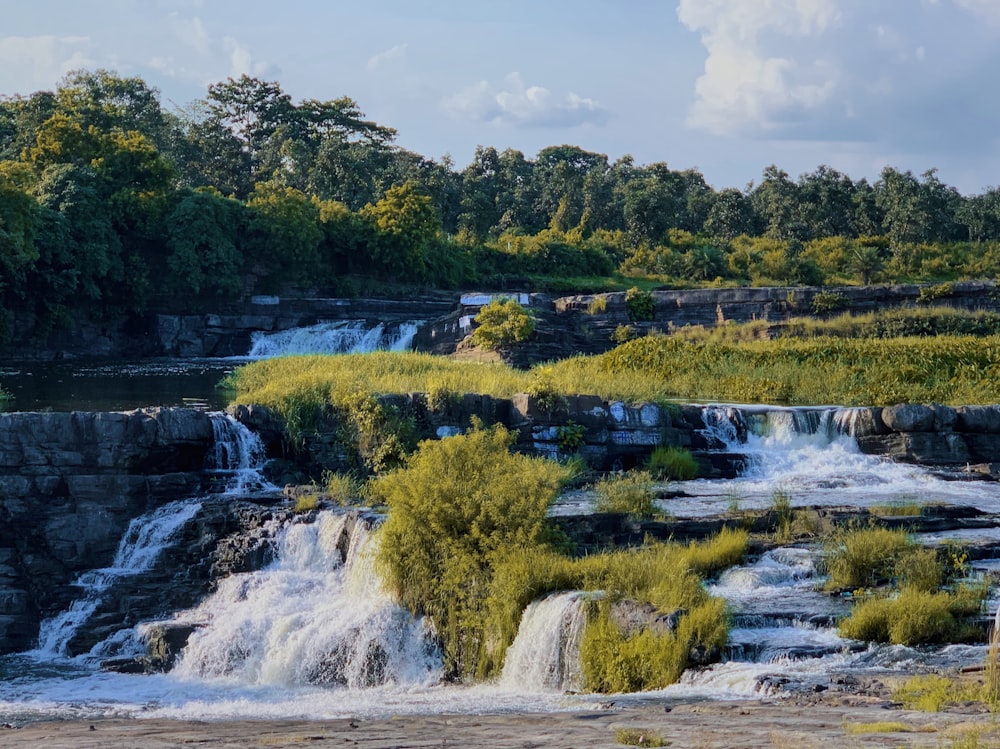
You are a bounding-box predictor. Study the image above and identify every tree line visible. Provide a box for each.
[2,69,1000,339]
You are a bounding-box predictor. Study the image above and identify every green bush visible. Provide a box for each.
[373,423,569,679]
[646,445,698,480]
[594,471,656,517]
[917,281,955,304]
[555,420,586,454]
[471,297,536,351]
[625,287,654,322]
[810,291,850,314]
[612,324,638,343]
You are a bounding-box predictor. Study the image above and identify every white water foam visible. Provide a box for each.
[248,321,421,358]
[499,591,588,693]
[34,499,203,657]
[208,412,277,494]
[171,512,441,689]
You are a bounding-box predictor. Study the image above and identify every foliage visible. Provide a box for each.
[646,445,698,480]
[293,493,320,513]
[917,281,956,304]
[625,286,654,322]
[770,487,794,542]
[580,593,728,693]
[471,297,536,351]
[810,291,849,315]
[373,424,569,679]
[594,471,656,517]
[322,471,363,505]
[555,420,586,454]
[612,324,639,344]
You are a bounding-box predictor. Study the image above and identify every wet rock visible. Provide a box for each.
[140,622,199,672]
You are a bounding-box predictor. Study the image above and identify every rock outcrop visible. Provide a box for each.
[0,408,216,653]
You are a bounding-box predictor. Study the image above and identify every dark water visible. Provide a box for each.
[0,359,242,412]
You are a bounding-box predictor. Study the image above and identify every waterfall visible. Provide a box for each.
[208,412,276,494]
[499,591,588,693]
[35,499,203,657]
[248,321,422,358]
[171,511,441,688]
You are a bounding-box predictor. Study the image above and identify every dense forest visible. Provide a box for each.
[2,69,1000,339]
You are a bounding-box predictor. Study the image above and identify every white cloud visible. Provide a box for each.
[366,44,407,72]
[678,0,842,136]
[0,35,93,95]
[443,72,608,128]
[168,14,212,57]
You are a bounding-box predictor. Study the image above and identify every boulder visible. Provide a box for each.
[956,406,1000,434]
[881,404,936,432]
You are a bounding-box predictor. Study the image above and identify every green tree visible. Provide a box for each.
[165,189,245,296]
[245,181,323,291]
[360,180,442,279]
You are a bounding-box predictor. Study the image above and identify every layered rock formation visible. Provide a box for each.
[0,408,215,652]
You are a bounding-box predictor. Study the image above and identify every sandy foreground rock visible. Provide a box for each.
[3,696,998,749]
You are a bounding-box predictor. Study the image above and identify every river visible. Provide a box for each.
[1,322,999,725]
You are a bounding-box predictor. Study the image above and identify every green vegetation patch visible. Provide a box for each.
[372,425,747,686]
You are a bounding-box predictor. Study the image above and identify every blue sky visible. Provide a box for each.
[3,0,999,194]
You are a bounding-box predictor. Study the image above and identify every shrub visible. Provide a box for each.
[646,445,698,481]
[770,487,794,542]
[594,471,656,517]
[612,324,639,343]
[917,281,955,305]
[894,674,981,712]
[555,420,586,454]
[810,291,850,314]
[293,493,320,513]
[625,287,654,322]
[471,297,536,351]
[373,423,569,679]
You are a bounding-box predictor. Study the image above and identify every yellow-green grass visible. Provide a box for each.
[842,721,933,734]
[225,335,1000,425]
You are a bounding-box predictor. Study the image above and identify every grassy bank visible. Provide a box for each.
[226,333,1000,421]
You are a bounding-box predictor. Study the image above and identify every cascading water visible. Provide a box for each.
[170,511,441,689]
[499,591,589,693]
[247,320,421,358]
[208,412,276,494]
[34,499,203,657]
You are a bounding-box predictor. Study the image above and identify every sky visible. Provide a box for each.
[2,0,1000,195]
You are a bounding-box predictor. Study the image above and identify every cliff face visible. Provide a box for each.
[0,408,215,652]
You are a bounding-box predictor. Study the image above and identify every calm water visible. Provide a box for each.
[0,359,241,412]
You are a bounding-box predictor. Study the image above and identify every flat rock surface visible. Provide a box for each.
[4,697,998,748]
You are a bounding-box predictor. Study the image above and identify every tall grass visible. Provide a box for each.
[225,332,1000,427]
